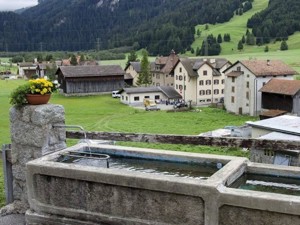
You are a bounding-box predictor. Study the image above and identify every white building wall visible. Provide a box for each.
[120,91,165,105]
[225,63,294,116]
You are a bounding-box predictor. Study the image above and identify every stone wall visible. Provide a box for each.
[9,104,66,208]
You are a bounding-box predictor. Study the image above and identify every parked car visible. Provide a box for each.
[145,105,160,111]
[173,101,188,109]
[112,90,121,98]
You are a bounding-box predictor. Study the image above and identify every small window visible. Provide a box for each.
[176,84,178,89]
[231,96,235,103]
[207,99,211,102]
[199,90,205,95]
[214,80,219,85]
[176,75,178,80]
[221,89,224,94]
[199,99,206,103]
[232,86,235,93]
[222,79,225,84]
[156,74,160,79]
[179,67,182,73]
[144,96,150,99]
[246,92,249,100]
[246,81,249,88]
[199,80,204,86]
[134,96,140,101]
[203,70,208,75]
[179,75,183,81]
[214,89,219,95]
[155,95,160,100]
[237,66,241,71]
[125,96,128,101]
[206,90,211,95]
[232,77,235,83]
[179,85,183,90]
[206,80,211,85]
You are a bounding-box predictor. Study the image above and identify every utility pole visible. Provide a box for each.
[40,42,43,52]
[96,38,100,52]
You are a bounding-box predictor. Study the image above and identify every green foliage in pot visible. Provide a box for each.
[9,83,31,107]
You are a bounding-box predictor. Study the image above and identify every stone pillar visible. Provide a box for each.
[9,104,66,209]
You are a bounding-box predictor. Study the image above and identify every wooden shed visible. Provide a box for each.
[56,65,125,94]
[260,78,300,115]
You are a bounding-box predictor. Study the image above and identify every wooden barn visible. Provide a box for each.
[260,78,300,116]
[56,65,125,94]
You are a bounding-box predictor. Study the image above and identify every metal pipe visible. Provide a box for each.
[52,124,86,139]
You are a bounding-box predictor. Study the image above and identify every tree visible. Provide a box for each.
[205,24,209,30]
[217,34,223,43]
[137,49,151,86]
[241,35,245,44]
[237,40,243,51]
[45,54,53,62]
[264,45,269,52]
[70,54,78,65]
[246,32,255,45]
[196,29,201,37]
[126,50,138,67]
[280,40,288,51]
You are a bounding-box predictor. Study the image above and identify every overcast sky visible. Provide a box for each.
[0,0,38,11]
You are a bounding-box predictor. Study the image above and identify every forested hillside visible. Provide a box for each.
[247,0,300,44]
[0,0,249,54]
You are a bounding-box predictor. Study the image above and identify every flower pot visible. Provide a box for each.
[26,94,51,105]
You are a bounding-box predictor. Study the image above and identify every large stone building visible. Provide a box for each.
[173,57,231,105]
[223,60,298,116]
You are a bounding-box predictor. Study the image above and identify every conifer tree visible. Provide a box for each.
[137,49,151,86]
[280,40,288,51]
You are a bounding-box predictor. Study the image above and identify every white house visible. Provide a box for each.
[173,57,231,105]
[119,86,182,105]
[223,60,298,116]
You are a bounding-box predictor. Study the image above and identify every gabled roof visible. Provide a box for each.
[121,86,182,99]
[18,62,36,67]
[179,58,199,77]
[259,78,300,96]
[159,86,182,99]
[153,50,179,74]
[127,62,141,72]
[224,60,298,77]
[58,65,125,78]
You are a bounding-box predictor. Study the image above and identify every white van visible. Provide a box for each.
[112,90,121,98]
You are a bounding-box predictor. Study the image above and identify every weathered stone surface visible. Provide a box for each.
[34,175,205,225]
[8,104,66,211]
[219,205,300,225]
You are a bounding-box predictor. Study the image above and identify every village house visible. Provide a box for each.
[17,62,37,78]
[259,78,300,117]
[223,60,298,116]
[172,57,231,105]
[56,65,125,94]
[247,115,300,166]
[119,86,182,105]
[124,62,141,86]
[151,50,179,87]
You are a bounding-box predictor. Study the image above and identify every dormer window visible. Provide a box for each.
[237,66,241,71]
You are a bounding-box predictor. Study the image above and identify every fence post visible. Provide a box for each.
[1,144,13,204]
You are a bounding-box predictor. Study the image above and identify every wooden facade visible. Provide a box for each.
[57,65,125,94]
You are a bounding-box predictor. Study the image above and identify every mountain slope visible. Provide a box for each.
[0,0,248,54]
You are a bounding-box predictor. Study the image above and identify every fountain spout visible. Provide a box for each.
[52,124,86,139]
